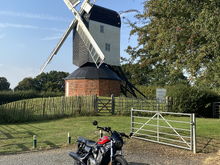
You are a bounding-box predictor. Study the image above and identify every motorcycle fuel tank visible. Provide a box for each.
[97,136,110,145]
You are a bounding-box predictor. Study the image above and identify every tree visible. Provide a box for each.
[14,77,36,91]
[34,71,69,92]
[0,77,10,91]
[122,63,188,86]
[122,63,151,85]
[15,71,69,92]
[127,0,220,87]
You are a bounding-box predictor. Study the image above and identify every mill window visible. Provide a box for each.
[100,25,104,33]
[105,43,111,52]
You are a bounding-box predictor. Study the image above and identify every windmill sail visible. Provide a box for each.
[40,0,82,74]
[65,1,105,68]
[75,17,105,67]
[40,0,105,73]
[39,19,77,74]
[64,0,80,10]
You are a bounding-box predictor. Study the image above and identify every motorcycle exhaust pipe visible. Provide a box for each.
[69,152,86,165]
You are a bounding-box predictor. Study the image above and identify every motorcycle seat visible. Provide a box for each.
[77,137,96,147]
[77,137,87,143]
[86,140,96,147]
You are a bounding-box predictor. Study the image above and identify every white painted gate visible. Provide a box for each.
[131,109,196,153]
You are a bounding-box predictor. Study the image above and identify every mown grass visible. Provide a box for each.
[0,116,219,154]
[0,116,130,154]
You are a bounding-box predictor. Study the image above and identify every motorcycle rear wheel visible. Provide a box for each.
[114,156,128,165]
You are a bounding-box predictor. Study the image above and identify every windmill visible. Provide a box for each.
[40,0,146,98]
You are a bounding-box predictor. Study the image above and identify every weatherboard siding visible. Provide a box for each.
[89,20,121,66]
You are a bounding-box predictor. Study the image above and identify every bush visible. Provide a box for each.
[167,84,219,117]
[136,85,158,99]
[0,90,63,105]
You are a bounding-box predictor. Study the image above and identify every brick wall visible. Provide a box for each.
[65,79,121,97]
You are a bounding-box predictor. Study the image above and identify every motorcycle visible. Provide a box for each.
[69,120,132,165]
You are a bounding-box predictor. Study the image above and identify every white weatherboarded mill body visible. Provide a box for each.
[72,5,121,67]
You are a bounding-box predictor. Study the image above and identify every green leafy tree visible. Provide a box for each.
[14,77,36,91]
[0,77,10,91]
[122,63,188,86]
[34,71,69,92]
[122,63,151,85]
[127,0,220,87]
[15,71,69,92]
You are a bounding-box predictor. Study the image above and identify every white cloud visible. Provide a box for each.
[0,23,38,29]
[0,10,69,22]
[0,23,64,32]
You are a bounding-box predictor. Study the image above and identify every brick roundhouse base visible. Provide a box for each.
[65,79,121,97]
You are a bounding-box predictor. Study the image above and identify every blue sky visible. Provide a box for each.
[0,0,144,89]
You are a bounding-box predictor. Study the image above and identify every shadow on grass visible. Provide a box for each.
[44,141,59,148]
[16,143,30,151]
[0,130,14,139]
[0,143,30,154]
[197,136,220,153]
[25,124,42,130]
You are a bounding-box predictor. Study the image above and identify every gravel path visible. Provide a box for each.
[0,139,210,165]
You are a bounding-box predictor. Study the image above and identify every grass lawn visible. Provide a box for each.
[0,116,219,154]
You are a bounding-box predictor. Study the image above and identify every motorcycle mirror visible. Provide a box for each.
[93,120,98,126]
[129,132,133,137]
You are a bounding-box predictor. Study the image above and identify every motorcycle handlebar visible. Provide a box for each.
[120,132,133,138]
[96,127,133,138]
[97,126,112,133]
[120,132,129,138]
[93,121,133,138]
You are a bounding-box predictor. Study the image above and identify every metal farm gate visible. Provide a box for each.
[131,109,196,153]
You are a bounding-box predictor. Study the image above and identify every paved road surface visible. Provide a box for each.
[0,140,209,165]
[0,148,205,165]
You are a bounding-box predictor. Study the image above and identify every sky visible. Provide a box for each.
[0,0,144,89]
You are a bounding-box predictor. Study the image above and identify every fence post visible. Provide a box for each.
[111,94,115,115]
[33,135,37,148]
[131,108,134,133]
[42,99,46,117]
[191,113,196,154]
[68,132,71,144]
[93,95,98,113]
[213,102,215,118]
[157,112,160,142]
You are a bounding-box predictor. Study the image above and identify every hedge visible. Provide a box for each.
[166,84,219,117]
[136,84,220,117]
[0,90,63,105]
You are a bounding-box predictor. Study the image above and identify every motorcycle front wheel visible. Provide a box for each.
[73,160,81,165]
[113,156,128,165]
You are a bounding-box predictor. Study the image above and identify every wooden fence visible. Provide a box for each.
[0,96,97,123]
[0,95,170,123]
[114,97,169,115]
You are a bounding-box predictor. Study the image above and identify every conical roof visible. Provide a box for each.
[65,63,121,80]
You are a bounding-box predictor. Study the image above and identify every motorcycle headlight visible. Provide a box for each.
[114,140,123,150]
